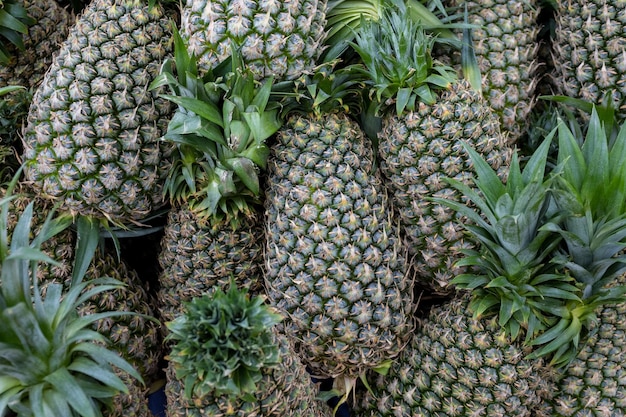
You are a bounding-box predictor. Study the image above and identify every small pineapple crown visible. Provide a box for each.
[280,60,366,120]
[165,284,283,401]
[0,174,143,417]
[152,27,282,227]
[0,0,35,64]
[348,2,457,116]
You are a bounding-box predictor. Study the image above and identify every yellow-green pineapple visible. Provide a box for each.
[21,0,175,225]
[263,65,413,402]
[350,6,512,294]
[355,133,568,416]
[153,33,279,323]
[444,0,541,143]
[179,0,327,80]
[552,0,626,120]
[164,285,328,416]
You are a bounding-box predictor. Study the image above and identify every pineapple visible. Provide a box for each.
[21,0,175,226]
[0,181,145,417]
[354,128,570,416]
[445,0,542,144]
[179,0,327,80]
[4,183,163,417]
[263,65,413,401]
[164,285,328,416]
[349,6,512,294]
[152,32,279,322]
[552,0,626,120]
[0,0,74,89]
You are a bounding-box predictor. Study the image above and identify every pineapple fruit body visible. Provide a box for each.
[378,79,512,294]
[180,0,328,80]
[553,0,626,120]
[165,329,328,417]
[448,0,540,143]
[0,0,74,89]
[21,0,175,224]
[264,112,413,380]
[355,295,554,417]
[157,204,265,323]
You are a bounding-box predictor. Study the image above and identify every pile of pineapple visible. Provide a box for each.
[1,0,626,416]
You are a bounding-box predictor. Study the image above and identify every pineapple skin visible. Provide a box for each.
[21,0,175,224]
[264,112,414,380]
[164,330,329,417]
[553,0,626,120]
[0,0,74,89]
[157,204,265,323]
[449,0,541,144]
[355,295,555,417]
[378,79,512,294]
[180,0,327,81]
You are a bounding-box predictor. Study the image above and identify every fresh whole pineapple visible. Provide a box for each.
[349,7,512,294]
[21,0,175,225]
[179,0,328,80]
[264,66,413,400]
[354,131,572,416]
[152,33,279,324]
[552,0,626,120]
[164,285,328,416]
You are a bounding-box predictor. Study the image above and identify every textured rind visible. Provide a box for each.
[264,112,413,379]
[355,295,555,417]
[378,79,512,294]
[21,0,174,223]
[157,204,265,324]
[180,0,327,81]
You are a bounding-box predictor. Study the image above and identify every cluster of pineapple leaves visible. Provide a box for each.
[439,105,626,368]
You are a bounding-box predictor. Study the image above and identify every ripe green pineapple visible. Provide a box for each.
[350,7,512,294]
[552,0,626,120]
[354,131,570,416]
[4,184,163,417]
[264,66,413,399]
[446,0,541,143]
[164,285,328,416]
[21,0,175,225]
[179,0,327,80]
[152,32,279,322]
[0,0,73,89]
[0,182,145,417]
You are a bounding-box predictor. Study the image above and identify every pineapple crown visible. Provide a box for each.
[0,0,35,64]
[280,60,366,120]
[433,136,571,346]
[151,26,282,227]
[323,0,458,61]
[348,3,457,116]
[165,284,283,401]
[437,105,626,369]
[0,176,144,417]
